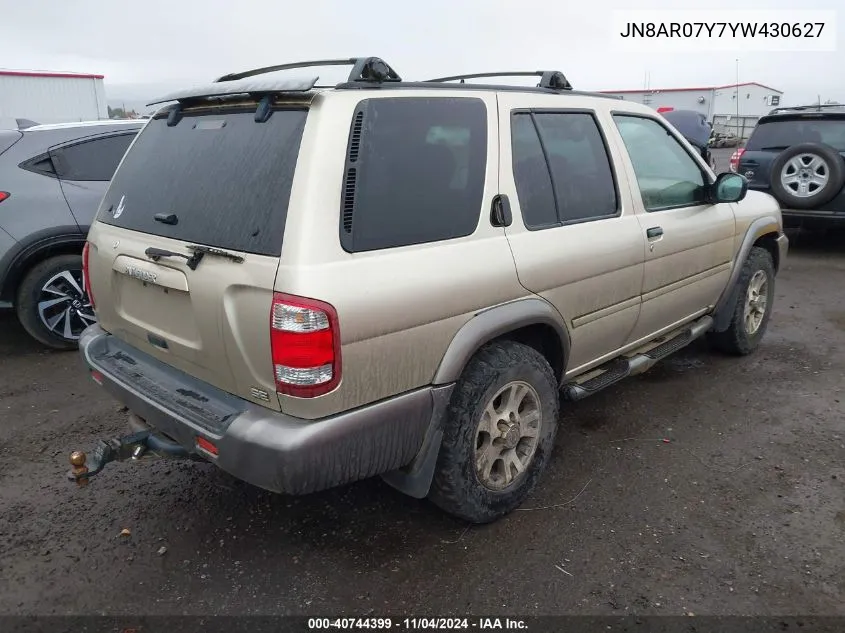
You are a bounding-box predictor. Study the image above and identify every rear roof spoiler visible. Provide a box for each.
[146,77,319,107]
[147,57,403,106]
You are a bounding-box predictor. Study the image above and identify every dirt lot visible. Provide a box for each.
[2,213,844,615]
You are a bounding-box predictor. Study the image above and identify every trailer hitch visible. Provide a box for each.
[67,429,190,486]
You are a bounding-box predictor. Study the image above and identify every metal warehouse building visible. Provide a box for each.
[600,82,784,141]
[0,69,108,127]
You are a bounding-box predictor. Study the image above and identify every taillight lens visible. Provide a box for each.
[270,292,341,398]
[82,242,95,309]
[729,148,746,172]
[0,192,9,203]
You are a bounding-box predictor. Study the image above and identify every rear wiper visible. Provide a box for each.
[144,245,244,270]
[144,247,204,270]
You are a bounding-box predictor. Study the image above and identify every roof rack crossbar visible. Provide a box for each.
[425,70,572,90]
[215,57,401,84]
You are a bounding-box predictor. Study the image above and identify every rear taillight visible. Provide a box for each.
[270,292,341,398]
[0,192,9,203]
[82,242,95,309]
[729,148,746,172]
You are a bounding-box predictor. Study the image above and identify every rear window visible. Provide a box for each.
[97,107,307,257]
[747,117,845,151]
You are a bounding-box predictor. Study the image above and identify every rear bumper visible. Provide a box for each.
[780,208,845,222]
[79,325,451,495]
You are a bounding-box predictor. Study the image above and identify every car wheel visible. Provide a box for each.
[707,246,775,356]
[428,341,560,524]
[769,142,845,210]
[15,254,96,350]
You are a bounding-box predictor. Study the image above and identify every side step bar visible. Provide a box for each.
[562,316,713,402]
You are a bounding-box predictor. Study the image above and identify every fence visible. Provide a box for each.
[711,114,761,142]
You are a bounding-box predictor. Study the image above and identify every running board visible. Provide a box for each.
[562,316,713,402]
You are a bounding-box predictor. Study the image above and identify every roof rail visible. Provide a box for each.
[767,103,845,115]
[214,57,401,84]
[425,71,572,91]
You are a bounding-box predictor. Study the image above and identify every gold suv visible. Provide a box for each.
[71,58,789,523]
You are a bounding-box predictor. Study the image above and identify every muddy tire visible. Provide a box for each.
[428,341,560,524]
[708,246,775,356]
[15,254,95,350]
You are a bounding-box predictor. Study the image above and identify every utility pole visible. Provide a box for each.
[735,58,740,139]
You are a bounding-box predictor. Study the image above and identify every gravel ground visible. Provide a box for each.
[1,177,843,616]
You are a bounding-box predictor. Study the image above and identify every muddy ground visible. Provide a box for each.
[1,186,844,616]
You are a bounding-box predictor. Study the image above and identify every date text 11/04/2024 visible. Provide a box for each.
[307,618,528,630]
[619,21,826,38]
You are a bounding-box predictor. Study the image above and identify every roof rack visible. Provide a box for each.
[214,57,401,84]
[768,103,845,115]
[425,71,572,91]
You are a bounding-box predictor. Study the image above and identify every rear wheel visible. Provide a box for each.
[708,246,775,356]
[428,341,560,523]
[15,254,96,350]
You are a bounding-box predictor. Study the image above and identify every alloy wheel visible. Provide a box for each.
[37,269,96,341]
[474,381,542,491]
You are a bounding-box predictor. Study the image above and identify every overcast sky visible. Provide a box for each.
[3,0,842,107]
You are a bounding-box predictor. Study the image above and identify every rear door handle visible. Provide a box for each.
[646,226,663,239]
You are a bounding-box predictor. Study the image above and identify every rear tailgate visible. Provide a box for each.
[86,104,308,411]
[738,149,778,189]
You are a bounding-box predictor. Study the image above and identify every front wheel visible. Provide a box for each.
[428,341,560,523]
[15,254,96,350]
[708,246,775,356]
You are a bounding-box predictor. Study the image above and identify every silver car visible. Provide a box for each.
[0,119,142,348]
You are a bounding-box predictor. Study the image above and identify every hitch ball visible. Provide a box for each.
[69,451,89,486]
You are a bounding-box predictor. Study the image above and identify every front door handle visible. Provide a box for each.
[646,226,663,239]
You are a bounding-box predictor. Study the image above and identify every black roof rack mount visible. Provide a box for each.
[425,70,572,91]
[214,57,401,84]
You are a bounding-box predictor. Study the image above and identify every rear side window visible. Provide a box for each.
[746,118,845,151]
[511,114,557,228]
[340,97,488,252]
[98,108,307,257]
[51,133,136,181]
[511,111,618,228]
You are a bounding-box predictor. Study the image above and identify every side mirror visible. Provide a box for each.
[709,172,748,203]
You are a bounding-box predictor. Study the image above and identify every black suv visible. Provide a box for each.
[732,105,845,228]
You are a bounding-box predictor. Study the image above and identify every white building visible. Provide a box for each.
[600,82,784,140]
[0,69,108,127]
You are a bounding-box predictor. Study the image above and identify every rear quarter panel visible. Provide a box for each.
[0,134,76,242]
[275,91,529,420]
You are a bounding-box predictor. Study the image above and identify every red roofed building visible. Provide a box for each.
[0,69,108,128]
